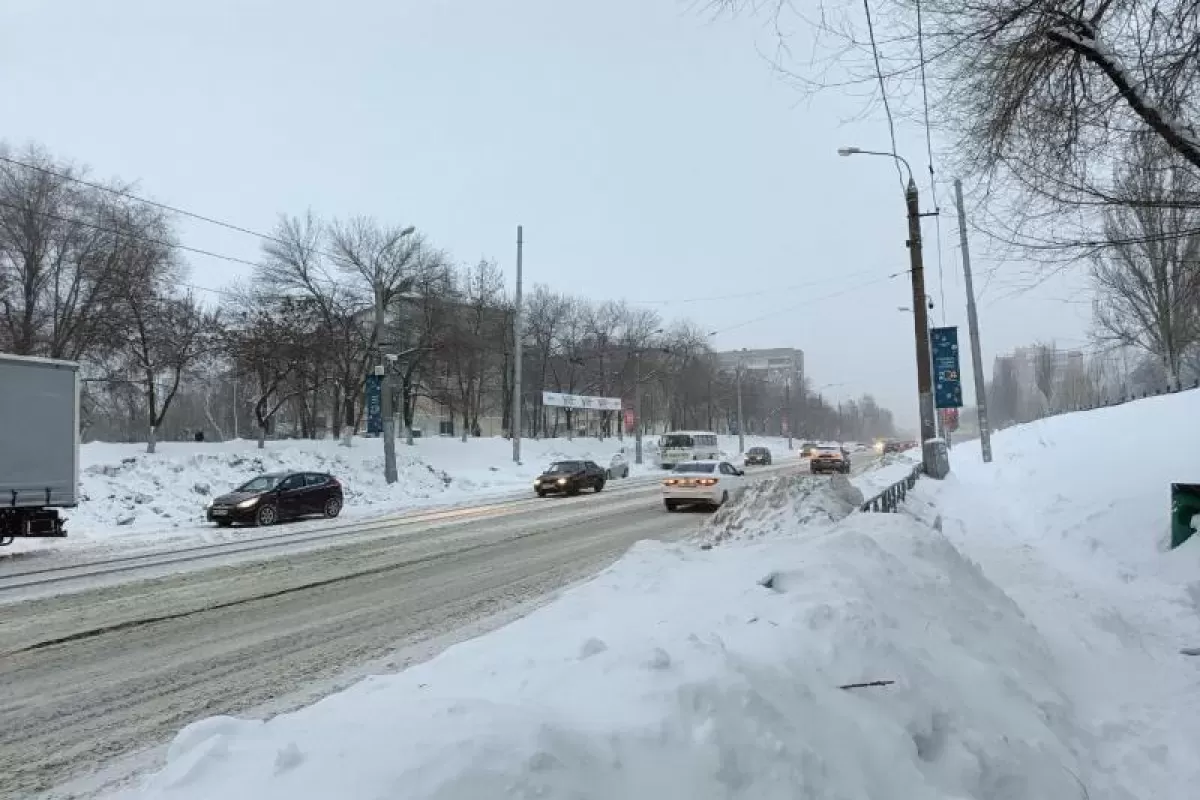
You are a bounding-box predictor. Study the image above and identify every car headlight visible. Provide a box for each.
[236,497,260,509]
[557,478,568,485]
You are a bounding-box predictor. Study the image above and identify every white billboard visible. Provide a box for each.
[541,391,622,411]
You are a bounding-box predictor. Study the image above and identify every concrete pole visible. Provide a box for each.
[785,375,792,449]
[634,349,644,465]
[954,179,992,463]
[376,288,398,484]
[736,353,745,454]
[906,178,938,476]
[512,225,524,464]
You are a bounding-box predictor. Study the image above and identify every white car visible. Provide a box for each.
[662,460,745,512]
[607,451,630,479]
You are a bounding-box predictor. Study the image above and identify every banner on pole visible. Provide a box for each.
[541,391,622,411]
[365,374,383,435]
[931,326,963,409]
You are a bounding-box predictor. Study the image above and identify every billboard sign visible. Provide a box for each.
[365,374,383,435]
[930,326,963,409]
[541,391,622,411]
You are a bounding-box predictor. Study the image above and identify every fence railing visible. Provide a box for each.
[859,465,922,513]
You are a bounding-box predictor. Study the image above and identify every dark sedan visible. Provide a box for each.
[534,460,606,497]
[207,471,343,527]
[744,446,772,466]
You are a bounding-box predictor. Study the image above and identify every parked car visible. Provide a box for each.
[743,446,772,466]
[800,441,819,458]
[662,460,744,512]
[534,460,606,496]
[810,446,851,474]
[207,472,343,527]
[607,451,630,479]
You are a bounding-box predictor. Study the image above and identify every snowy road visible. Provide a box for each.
[0,458,877,797]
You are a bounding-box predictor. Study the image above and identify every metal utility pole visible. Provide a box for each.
[634,349,644,465]
[906,178,938,475]
[511,225,524,464]
[954,179,992,463]
[735,350,746,454]
[375,288,398,484]
[785,376,792,449]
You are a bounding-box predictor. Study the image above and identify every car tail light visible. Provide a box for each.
[663,478,678,486]
[697,478,718,486]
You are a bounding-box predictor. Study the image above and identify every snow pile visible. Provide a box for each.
[921,389,1200,799]
[115,489,1091,799]
[53,435,790,544]
[698,473,863,546]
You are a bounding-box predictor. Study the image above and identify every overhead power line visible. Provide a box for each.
[707,269,907,336]
[862,0,905,191]
[914,0,947,324]
[0,198,263,269]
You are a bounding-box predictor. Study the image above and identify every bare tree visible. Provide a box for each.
[1093,137,1200,387]
[119,287,218,453]
[259,213,372,443]
[0,144,166,360]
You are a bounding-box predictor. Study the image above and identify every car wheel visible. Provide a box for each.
[594,479,605,493]
[215,519,233,528]
[624,466,630,478]
[255,504,278,527]
[536,490,547,497]
[323,496,343,518]
[568,484,581,496]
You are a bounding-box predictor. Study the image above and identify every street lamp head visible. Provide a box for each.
[399,225,417,237]
[837,147,862,157]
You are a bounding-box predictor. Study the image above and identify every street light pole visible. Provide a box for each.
[785,375,792,450]
[634,349,644,465]
[512,225,524,464]
[954,179,992,463]
[839,146,938,476]
[736,349,746,454]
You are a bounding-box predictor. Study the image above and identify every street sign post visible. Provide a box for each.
[931,326,963,409]
[365,374,383,436]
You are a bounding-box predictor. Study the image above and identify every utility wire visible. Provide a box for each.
[707,270,907,336]
[862,0,905,192]
[0,198,263,269]
[914,0,947,324]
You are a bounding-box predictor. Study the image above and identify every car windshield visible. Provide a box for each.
[659,434,694,448]
[750,448,767,454]
[817,447,840,454]
[673,463,715,473]
[237,475,284,492]
[546,462,583,474]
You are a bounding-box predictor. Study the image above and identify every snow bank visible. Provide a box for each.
[698,473,863,546]
[921,389,1200,799]
[46,434,791,546]
[115,479,1091,799]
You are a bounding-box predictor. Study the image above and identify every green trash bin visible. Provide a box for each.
[1170,483,1200,549]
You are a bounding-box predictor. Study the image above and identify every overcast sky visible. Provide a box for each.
[1,0,1092,430]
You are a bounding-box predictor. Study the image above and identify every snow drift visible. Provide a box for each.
[114,479,1092,799]
[50,435,791,546]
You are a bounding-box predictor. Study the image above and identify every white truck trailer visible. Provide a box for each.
[0,353,80,545]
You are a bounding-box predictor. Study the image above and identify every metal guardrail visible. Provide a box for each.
[859,465,922,513]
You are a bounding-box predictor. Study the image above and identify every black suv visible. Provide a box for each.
[534,460,606,496]
[207,472,343,527]
[744,446,772,466]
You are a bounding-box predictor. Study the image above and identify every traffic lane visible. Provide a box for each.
[0,500,701,797]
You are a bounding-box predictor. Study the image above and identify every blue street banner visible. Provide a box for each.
[365,374,383,435]
[931,326,963,409]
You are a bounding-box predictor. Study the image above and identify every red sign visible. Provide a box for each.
[939,408,959,432]
[624,408,636,432]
